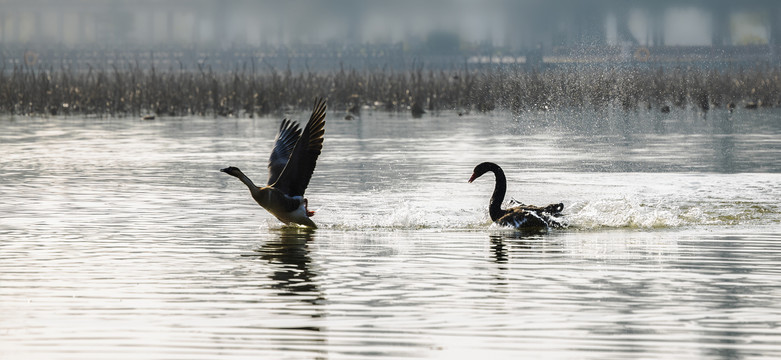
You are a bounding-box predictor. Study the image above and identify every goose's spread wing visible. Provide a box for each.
[267,119,302,185]
[272,98,326,196]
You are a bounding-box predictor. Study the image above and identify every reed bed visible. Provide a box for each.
[1,62,780,117]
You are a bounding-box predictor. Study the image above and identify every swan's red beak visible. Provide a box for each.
[468,173,477,183]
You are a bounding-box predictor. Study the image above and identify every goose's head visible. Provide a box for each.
[220,166,243,178]
[469,162,499,183]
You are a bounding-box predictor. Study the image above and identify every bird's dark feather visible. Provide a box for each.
[267,118,302,185]
[272,98,327,196]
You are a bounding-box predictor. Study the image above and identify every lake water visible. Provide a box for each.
[1,107,781,359]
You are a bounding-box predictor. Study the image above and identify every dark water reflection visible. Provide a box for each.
[489,231,565,264]
[246,228,328,356]
[250,228,324,306]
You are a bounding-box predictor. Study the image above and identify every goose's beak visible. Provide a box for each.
[468,173,477,183]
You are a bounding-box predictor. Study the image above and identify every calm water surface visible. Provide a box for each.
[2,108,781,359]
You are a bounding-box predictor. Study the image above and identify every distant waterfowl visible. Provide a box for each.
[221,98,327,228]
[469,162,564,230]
[345,101,360,120]
[410,101,425,118]
[347,103,361,116]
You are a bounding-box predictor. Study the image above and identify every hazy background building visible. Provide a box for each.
[0,0,779,72]
[1,0,779,49]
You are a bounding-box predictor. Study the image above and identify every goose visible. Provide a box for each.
[469,162,564,230]
[221,98,326,228]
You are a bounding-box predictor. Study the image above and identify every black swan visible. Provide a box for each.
[469,162,564,229]
[221,98,326,228]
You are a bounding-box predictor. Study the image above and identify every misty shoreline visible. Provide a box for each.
[2,59,779,117]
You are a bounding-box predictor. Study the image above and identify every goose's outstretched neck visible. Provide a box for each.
[221,166,259,194]
[487,165,507,221]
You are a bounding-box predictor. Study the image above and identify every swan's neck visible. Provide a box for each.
[489,167,507,221]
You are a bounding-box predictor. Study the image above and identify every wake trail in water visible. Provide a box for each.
[303,198,780,232]
[308,174,781,231]
[565,197,776,229]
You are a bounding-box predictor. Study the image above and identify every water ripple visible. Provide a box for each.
[2,113,781,359]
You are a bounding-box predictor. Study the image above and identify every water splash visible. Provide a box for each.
[565,196,778,230]
[309,192,779,231]
[567,197,691,229]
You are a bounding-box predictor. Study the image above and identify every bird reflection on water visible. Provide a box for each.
[245,227,325,308]
[489,231,565,264]
[488,231,565,298]
[241,227,328,354]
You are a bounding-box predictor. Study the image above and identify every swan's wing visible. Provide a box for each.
[272,98,326,197]
[518,203,564,215]
[267,118,302,186]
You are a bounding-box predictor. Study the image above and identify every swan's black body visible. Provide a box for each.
[469,162,564,229]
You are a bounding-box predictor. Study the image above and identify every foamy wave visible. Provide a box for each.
[563,196,779,229]
[258,195,778,231]
[566,197,686,229]
[314,199,486,231]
